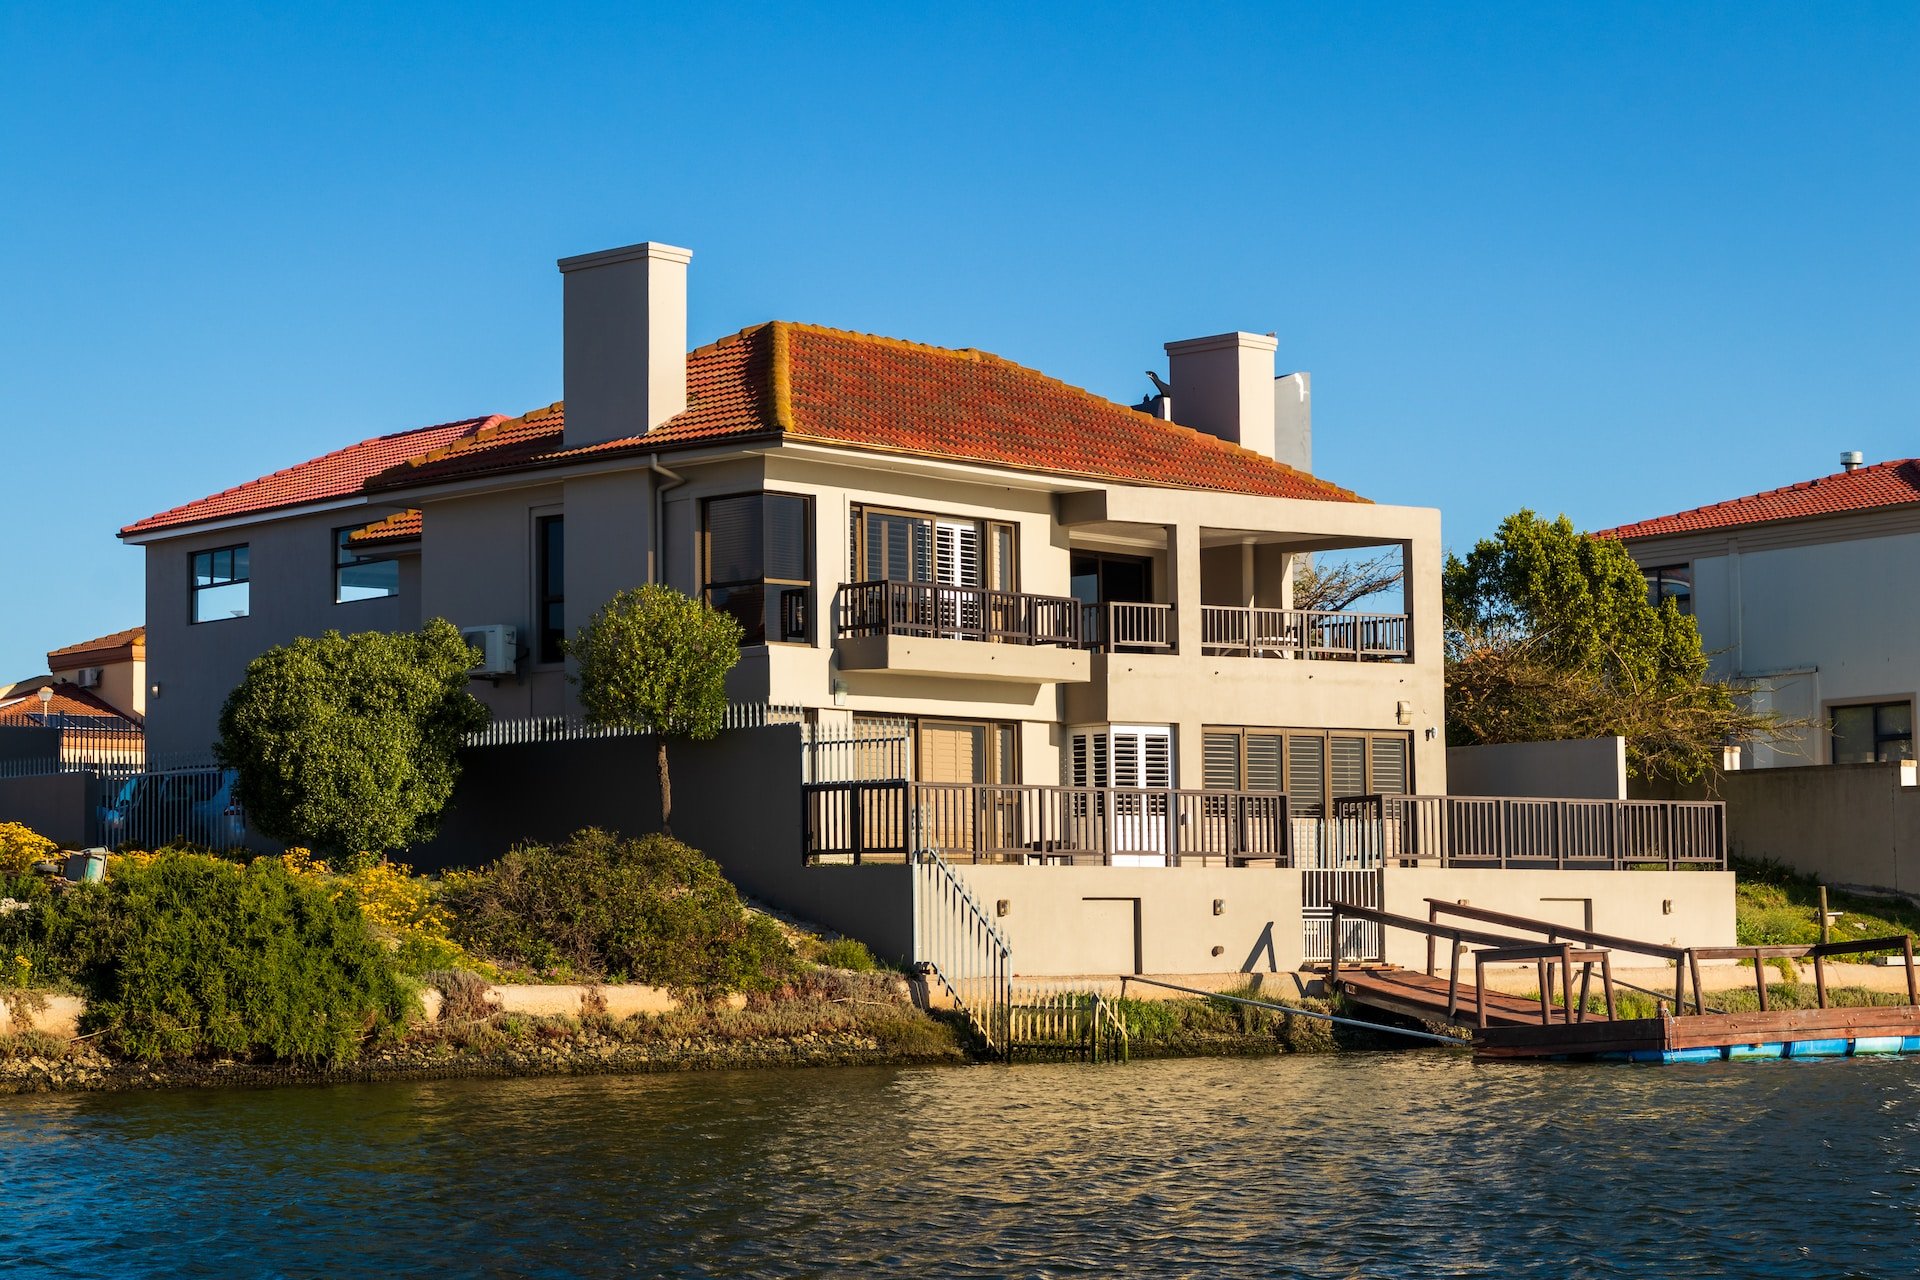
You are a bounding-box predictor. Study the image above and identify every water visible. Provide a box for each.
[4,1053,1919,1278]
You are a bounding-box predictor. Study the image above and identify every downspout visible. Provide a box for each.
[648,454,685,585]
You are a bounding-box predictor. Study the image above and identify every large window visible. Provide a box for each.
[1832,701,1913,765]
[850,505,1016,591]
[191,545,250,623]
[704,493,812,644]
[1644,563,1692,615]
[537,515,564,664]
[1202,727,1411,811]
[335,527,400,603]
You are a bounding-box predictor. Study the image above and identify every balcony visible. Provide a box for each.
[803,780,1290,866]
[833,580,1090,684]
[1199,606,1407,661]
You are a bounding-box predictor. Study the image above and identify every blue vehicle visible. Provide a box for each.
[96,768,246,850]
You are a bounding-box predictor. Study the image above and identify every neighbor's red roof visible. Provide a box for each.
[0,681,142,729]
[47,626,145,666]
[1601,459,1920,540]
[121,417,501,536]
[371,323,1366,502]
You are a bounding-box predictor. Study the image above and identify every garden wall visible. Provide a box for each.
[418,726,914,960]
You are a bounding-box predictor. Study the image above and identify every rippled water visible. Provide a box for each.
[4,1053,1919,1277]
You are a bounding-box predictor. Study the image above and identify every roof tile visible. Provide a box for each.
[1601,459,1920,540]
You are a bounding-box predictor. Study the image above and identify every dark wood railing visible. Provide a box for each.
[1200,606,1408,660]
[837,580,1082,647]
[1356,794,1727,870]
[803,781,1288,866]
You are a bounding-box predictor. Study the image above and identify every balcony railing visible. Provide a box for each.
[803,780,1289,866]
[1080,601,1176,653]
[1200,607,1408,661]
[838,580,1082,648]
[1357,794,1727,870]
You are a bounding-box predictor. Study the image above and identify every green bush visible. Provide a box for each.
[0,852,412,1063]
[816,938,879,972]
[443,829,797,993]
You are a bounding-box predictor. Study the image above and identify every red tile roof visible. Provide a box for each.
[347,509,422,547]
[0,681,142,730]
[371,323,1366,502]
[1600,459,1920,540]
[46,626,145,666]
[121,417,502,537]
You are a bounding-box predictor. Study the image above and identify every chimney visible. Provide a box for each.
[1273,370,1312,473]
[557,241,693,449]
[1164,332,1278,458]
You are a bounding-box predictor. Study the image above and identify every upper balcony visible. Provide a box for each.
[1085,601,1409,660]
[833,579,1091,684]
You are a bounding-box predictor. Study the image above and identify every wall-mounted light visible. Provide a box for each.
[150,682,162,698]
[1396,700,1412,727]
[996,899,1010,918]
[832,678,847,707]
[1212,898,1225,917]
[1425,726,1437,741]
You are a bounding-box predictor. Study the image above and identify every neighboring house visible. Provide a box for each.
[111,241,1728,980]
[0,628,147,773]
[1602,453,1920,770]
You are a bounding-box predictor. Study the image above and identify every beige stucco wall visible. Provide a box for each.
[140,504,423,757]
[952,864,1305,976]
[1714,761,1920,894]
[1379,867,1736,970]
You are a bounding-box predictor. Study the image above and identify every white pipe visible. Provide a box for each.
[647,454,686,584]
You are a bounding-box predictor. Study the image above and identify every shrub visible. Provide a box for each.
[274,848,481,976]
[0,822,57,877]
[816,938,879,973]
[0,851,413,1063]
[443,828,796,993]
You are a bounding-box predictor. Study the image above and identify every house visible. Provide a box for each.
[0,628,146,774]
[1601,452,1920,770]
[114,240,1729,981]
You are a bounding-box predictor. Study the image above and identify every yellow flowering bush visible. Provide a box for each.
[278,847,485,976]
[0,822,57,877]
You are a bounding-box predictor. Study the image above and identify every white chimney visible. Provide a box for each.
[557,241,693,449]
[1164,332,1278,458]
[1273,370,1312,473]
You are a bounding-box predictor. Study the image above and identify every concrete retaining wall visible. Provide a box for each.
[1379,867,1736,970]
[1705,761,1920,895]
[951,864,1306,977]
[0,773,97,848]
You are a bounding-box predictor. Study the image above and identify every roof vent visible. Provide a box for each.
[1841,450,1865,472]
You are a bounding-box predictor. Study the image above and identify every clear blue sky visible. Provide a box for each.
[3,3,1915,681]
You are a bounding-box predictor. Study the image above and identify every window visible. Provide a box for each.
[1645,564,1692,615]
[191,545,250,623]
[1201,726,1413,810]
[851,505,1016,590]
[704,493,812,644]
[1832,701,1913,765]
[537,515,564,664]
[335,527,400,603]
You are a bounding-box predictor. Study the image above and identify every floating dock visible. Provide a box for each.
[1326,899,1920,1063]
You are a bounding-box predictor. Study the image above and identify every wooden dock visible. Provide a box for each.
[1326,899,1920,1063]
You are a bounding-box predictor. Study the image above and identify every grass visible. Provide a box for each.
[1734,857,1920,958]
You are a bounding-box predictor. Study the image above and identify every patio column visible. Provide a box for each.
[1239,537,1256,609]
[1169,522,1203,659]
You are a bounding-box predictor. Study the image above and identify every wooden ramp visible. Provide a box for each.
[1325,898,1920,1063]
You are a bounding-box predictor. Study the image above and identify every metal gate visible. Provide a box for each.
[1300,796,1386,963]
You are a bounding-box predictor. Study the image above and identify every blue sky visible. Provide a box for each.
[2,3,1915,681]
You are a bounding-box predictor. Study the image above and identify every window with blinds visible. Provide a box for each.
[1069,727,1171,790]
[703,492,813,644]
[852,505,1016,590]
[1201,727,1413,811]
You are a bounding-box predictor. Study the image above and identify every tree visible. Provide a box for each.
[568,585,743,835]
[1293,550,1405,613]
[1442,510,1772,784]
[216,620,490,858]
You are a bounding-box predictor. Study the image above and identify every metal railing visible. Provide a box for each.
[805,781,1289,865]
[800,719,911,784]
[1005,987,1129,1061]
[466,702,804,748]
[1369,794,1727,869]
[1199,607,1408,661]
[837,580,1082,648]
[0,724,147,779]
[1081,602,1176,653]
[912,844,1013,1057]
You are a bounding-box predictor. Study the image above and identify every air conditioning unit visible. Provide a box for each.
[75,668,103,689]
[460,625,518,677]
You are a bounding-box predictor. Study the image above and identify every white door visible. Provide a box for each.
[935,520,982,638]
